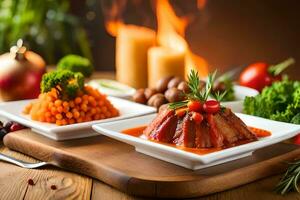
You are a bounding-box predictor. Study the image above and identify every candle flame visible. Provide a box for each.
[103,0,209,78]
[156,0,208,77]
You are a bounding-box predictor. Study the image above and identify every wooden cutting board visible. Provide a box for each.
[3,129,300,198]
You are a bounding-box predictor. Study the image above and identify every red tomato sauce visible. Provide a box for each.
[121,126,271,155]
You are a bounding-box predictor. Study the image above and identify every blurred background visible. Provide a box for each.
[0,0,299,78]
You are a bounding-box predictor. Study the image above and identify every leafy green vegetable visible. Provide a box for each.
[0,0,92,64]
[57,55,93,77]
[243,80,300,124]
[41,70,84,99]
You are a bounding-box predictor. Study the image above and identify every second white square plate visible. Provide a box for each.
[0,97,156,140]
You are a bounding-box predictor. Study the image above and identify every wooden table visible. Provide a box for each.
[0,71,298,199]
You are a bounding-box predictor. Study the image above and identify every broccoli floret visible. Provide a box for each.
[57,54,93,77]
[41,70,84,99]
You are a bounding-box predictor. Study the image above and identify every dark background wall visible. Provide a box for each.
[72,0,300,79]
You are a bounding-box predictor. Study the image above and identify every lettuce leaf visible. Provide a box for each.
[243,80,300,124]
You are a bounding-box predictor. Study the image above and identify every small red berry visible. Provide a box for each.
[10,123,24,132]
[191,112,204,123]
[187,101,202,112]
[203,100,221,114]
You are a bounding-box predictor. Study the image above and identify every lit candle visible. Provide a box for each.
[148,46,185,88]
[116,25,156,88]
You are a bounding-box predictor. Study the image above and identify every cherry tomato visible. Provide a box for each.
[191,112,203,123]
[187,101,202,112]
[239,62,270,92]
[294,134,300,145]
[203,100,220,114]
[239,58,294,92]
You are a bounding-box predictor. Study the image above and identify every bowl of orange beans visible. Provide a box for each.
[23,85,119,126]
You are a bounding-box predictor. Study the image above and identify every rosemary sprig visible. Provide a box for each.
[168,100,189,110]
[169,69,227,110]
[275,159,300,195]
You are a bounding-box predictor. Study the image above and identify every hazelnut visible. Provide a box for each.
[133,89,147,104]
[165,88,185,103]
[147,93,167,108]
[144,88,158,100]
[168,77,183,89]
[177,81,190,93]
[156,76,174,93]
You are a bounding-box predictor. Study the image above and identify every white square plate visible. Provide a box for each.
[93,113,300,170]
[0,97,156,141]
[221,85,258,113]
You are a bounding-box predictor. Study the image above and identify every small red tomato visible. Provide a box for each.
[294,134,300,145]
[10,123,24,132]
[187,101,202,112]
[191,112,203,123]
[203,100,220,114]
[239,62,269,92]
[239,58,294,92]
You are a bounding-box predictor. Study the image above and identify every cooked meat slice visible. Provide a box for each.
[175,114,196,147]
[221,108,257,141]
[212,113,239,144]
[143,109,174,137]
[150,114,178,142]
[172,117,184,144]
[207,114,224,147]
[195,121,212,148]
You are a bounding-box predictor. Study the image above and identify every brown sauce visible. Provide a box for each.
[121,125,271,155]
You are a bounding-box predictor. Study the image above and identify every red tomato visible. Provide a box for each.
[239,62,270,92]
[203,100,220,114]
[187,101,202,112]
[239,58,294,92]
[191,112,203,123]
[294,134,300,145]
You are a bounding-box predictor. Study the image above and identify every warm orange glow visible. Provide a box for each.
[197,0,207,10]
[105,20,124,37]
[156,0,208,77]
[104,0,209,81]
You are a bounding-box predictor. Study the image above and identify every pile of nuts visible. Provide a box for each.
[133,76,189,109]
[133,75,230,110]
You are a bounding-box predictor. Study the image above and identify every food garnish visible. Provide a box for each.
[239,58,295,92]
[23,65,119,125]
[142,70,258,149]
[168,70,224,111]
[275,159,300,195]
[57,54,93,77]
[244,79,300,125]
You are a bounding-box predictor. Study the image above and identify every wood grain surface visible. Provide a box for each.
[3,129,300,198]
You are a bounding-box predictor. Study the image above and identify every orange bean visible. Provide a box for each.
[55,113,63,120]
[66,112,73,119]
[75,97,82,104]
[57,106,64,113]
[54,100,62,107]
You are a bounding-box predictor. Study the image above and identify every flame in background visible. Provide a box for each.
[103,0,208,77]
[156,0,208,77]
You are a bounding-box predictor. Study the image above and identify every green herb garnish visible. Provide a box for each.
[275,159,300,195]
[169,70,226,110]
